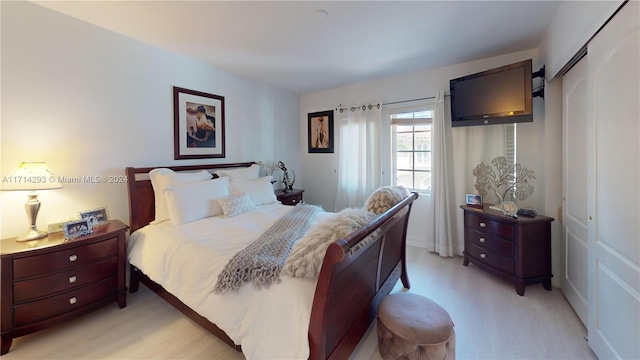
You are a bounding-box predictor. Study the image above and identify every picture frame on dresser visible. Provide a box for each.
[79,206,109,227]
[62,219,93,240]
[173,86,226,160]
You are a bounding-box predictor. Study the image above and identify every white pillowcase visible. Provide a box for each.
[149,169,213,224]
[163,177,230,226]
[218,193,258,218]
[214,164,261,182]
[229,176,278,206]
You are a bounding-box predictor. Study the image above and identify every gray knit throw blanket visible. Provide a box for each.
[214,204,322,293]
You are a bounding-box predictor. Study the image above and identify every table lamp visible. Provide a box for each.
[1,162,62,241]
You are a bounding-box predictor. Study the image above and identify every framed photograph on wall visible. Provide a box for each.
[308,110,334,153]
[173,86,225,159]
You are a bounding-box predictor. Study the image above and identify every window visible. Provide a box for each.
[391,109,433,192]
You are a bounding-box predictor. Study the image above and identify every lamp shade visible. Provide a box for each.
[1,162,62,191]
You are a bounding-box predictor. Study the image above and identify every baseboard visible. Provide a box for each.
[407,235,426,249]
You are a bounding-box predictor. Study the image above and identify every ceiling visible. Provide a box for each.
[34,1,560,94]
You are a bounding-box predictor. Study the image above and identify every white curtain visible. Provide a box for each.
[334,104,382,211]
[426,91,456,256]
[425,91,506,257]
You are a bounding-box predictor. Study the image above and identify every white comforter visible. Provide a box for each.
[128,204,332,359]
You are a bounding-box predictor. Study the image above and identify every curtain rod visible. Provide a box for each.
[335,94,451,112]
[383,94,450,106]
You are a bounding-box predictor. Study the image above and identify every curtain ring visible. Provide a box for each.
[377,104,380,109]
[362,105,366,111]
[368,104,372,110]
[351,106,356,112]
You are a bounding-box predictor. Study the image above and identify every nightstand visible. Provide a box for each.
[1,220,129,354]
[275,188,304,206]
[460,205,554,296]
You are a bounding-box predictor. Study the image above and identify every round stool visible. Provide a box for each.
[377,292,455,360]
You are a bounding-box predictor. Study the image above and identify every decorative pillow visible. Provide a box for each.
[214,164,261,182]
[283,208,377,279]
[149,168,213,224]
[163,177,230,226]
[229,176,278,206]
[217,193,258,218]
[364,186,410,215]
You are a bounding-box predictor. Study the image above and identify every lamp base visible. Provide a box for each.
[16,229,48,242]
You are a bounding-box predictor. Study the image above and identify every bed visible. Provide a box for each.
[125,162,418,359]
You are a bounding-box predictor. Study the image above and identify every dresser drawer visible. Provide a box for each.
[14,237,117,279]
[281,194,302,206]
[465,213,514,239]
[14,257,117,303]
[13,276,117,327]
[467,230,513,257]
[466,244,514,273]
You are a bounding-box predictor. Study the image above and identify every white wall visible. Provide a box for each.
[0,1,300,238]
[539,0,623,79]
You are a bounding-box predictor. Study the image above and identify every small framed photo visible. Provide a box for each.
[308,110,334,153]
[63,219,93,240]
[79,207,110,227]
[466,194,483,208]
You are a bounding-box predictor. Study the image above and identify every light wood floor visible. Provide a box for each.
[4,247,595,359]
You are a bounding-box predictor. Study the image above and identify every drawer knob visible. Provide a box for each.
[479,237,486,243]
[479,222,486,228]
[480,253,487,259]
[69,297,77,305]
[69,254,78,262]
[292,199,297,203]
[69,275,77,284]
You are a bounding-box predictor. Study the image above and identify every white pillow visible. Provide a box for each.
[229,176,278,206]
[163,177,230,226]
[214,164,260,182]
[217,193,258,218]
[149,169,213,224]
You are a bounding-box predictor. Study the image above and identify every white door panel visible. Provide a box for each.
[562,57,589,325]
[587,2,640,359]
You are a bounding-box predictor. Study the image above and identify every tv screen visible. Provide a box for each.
[450,59,532,127]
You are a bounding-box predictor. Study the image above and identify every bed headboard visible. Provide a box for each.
[125,162,255,233]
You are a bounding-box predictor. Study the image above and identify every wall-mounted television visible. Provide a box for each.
[450,59,532,127]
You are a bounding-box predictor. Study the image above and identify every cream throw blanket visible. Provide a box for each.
[214,204,322,293]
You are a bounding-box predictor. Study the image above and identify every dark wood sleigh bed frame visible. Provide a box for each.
[125,162,418,359]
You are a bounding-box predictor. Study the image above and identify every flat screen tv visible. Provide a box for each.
[450,59,532,127]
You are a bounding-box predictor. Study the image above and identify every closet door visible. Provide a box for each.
[562,57,588,325]
[587,1,639,359]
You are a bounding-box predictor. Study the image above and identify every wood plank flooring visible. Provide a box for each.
[3,247,595,359]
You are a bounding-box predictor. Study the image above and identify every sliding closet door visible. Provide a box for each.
[587,1,639,359]
[561,57,588,325]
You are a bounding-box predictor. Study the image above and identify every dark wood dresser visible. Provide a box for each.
[460,205,554,296]
[1,220,128,354]
[275,188,304,206]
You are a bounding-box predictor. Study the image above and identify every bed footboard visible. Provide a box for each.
[308,192,418,360]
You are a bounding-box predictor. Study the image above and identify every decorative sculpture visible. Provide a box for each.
[473,156,535,205]
[277,161,295,192]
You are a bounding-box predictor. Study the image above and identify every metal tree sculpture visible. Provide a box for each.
[473,156,535,204]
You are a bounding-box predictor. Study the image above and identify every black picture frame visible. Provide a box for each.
[173,86,226,160]
[308,110,334,153]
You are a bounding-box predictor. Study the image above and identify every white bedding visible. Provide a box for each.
[128,203,333,360]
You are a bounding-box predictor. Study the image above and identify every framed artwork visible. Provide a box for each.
[308,110,334,153]
[79,207,109,227]
[62,219,93,240]
[466,194,483,209]
[173,86,226,159]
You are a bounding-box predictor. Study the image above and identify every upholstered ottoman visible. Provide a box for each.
[377,293,455,360]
